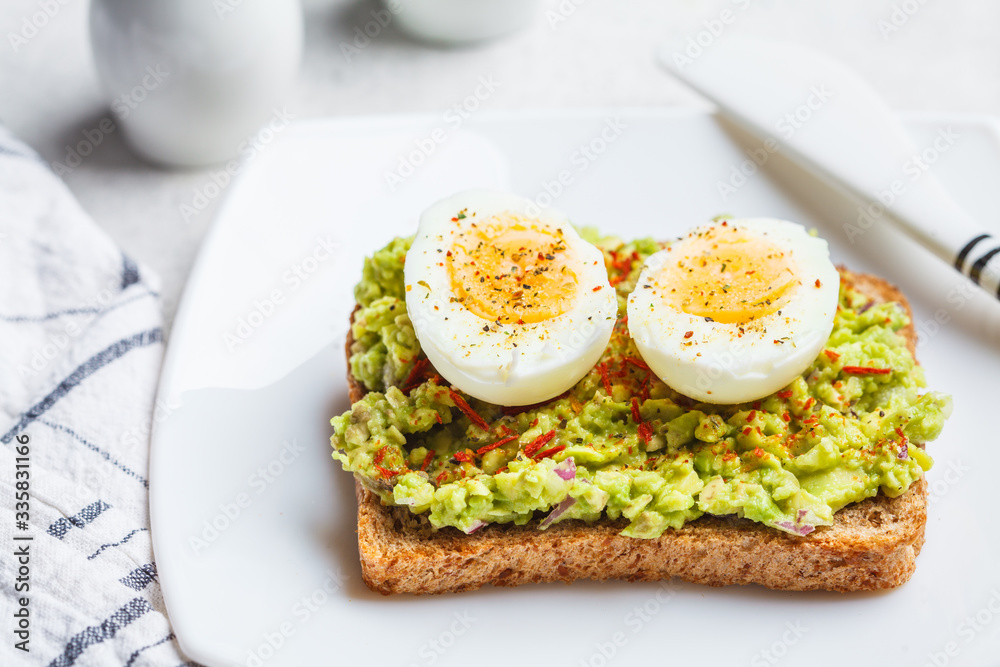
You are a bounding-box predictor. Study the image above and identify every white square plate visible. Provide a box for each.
[151,109,1000,667]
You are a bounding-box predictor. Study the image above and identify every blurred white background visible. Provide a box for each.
[2,0,997,330]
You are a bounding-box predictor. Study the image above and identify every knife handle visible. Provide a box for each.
[955,233,1000,298]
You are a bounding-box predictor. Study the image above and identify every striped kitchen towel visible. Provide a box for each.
[0,126,195,666]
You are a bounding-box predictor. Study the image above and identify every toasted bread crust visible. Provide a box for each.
[343,269,928,594]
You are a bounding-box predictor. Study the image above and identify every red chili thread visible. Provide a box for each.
[842,366,892,375]
[524,430,556,457]
[448,389,491,431]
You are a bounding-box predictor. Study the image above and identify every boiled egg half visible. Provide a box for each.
[627,218,839,404]
[404,190,617,406]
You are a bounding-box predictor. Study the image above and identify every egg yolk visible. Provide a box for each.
[659,225,798,324]
[447,215,579,324]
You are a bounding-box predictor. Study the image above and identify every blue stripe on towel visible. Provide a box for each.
[1,328,162,444]
[47,597,153,667]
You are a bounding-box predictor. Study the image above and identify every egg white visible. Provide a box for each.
[404,190,617,406]
[627,218,840,404]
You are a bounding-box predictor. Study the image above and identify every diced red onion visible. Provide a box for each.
[897,443,909,460]
[464,520,487,534]
[553,457,577,481]
[776,520,815,536]
[539,496,576,529]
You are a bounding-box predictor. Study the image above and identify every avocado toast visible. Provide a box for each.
[332,228,950,595]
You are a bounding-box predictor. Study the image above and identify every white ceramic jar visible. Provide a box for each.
[386,0,542,45]
[89,0,302,167]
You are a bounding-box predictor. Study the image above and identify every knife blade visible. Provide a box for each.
[660,39,1000,301]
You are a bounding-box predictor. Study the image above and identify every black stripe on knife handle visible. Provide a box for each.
[969,247,1000,286]
[955,233,992,271]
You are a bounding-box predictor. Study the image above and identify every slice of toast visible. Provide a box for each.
[344,269,928,594]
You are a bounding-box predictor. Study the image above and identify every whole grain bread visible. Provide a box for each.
[343,269,928,595]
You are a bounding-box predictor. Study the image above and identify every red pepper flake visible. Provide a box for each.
[374,464,402,479]
[823,349,840,361]
[639,377,651,402]
[607,251,636,287]
[402,358,430,391]
[782,412,791,423]
[804,397,815,410]
[777,390,793,399]
[753,447,766,457]
[434,412,443,424]
[420,450,435,471]
[530,417,539,427]
[895,427,908,443]
[476,433,519,456]
[453,450,474,463]
[373,445,390,465]
[449,389,491,431]
[638,422,653,444]
[683,331,693,339]
[524,430,556,457]
[746,410,756,423]
[630,397,642,423]
[435,470,449,484]
[597,362,613,396]
[624,356,649,371]
[742,426,752,435]
[593,285,603,292]
[752,401,762,410]
[532,444,566,460]
[815,279,822,288]
[842,366,891,375]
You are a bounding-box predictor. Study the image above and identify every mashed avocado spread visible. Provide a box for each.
[331,232,951,538]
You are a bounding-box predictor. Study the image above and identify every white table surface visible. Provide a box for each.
[2,0,999,334]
